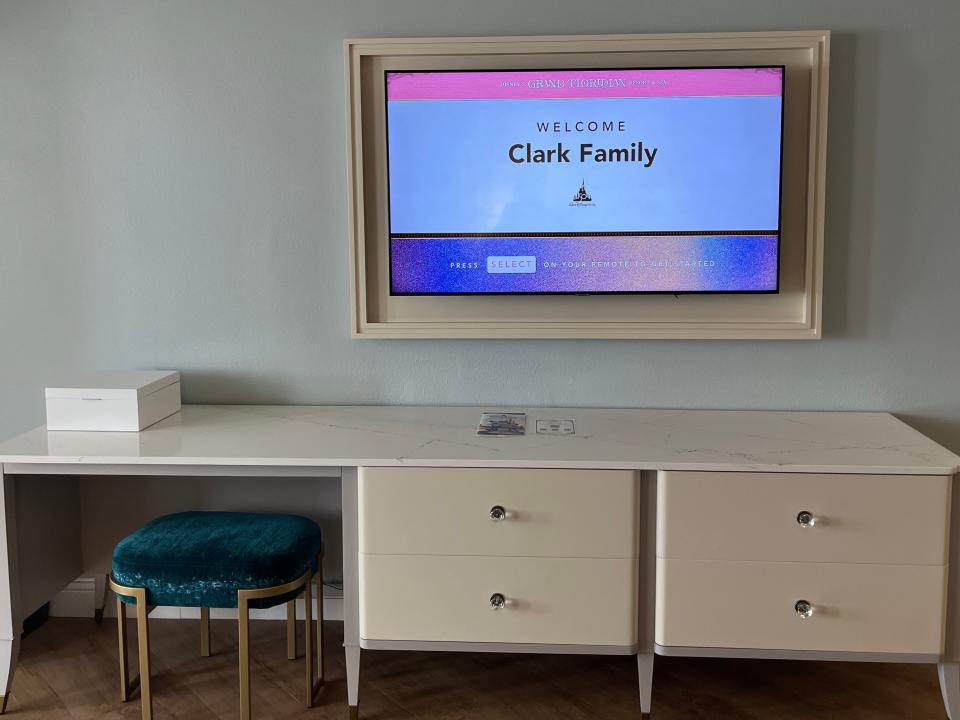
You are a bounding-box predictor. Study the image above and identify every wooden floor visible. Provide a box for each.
[3,617,948,719]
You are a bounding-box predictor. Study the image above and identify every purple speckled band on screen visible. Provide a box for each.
[391,235,778,294]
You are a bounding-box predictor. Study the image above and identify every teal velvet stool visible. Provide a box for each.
[109,511,325,720]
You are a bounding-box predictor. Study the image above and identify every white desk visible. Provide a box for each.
[0,405,958,718]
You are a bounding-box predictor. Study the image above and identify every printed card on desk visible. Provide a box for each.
[477,412,527,436]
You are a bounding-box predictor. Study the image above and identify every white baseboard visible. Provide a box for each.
[49,577,99,618]
[49,577,344,622]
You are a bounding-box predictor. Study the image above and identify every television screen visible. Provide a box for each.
[385,66,784,295]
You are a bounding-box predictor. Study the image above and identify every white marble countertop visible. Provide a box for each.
[0,405,957,475]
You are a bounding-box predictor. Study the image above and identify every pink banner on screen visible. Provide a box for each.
[387,67,783,101]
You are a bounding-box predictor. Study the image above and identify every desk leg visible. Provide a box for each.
[637,653,653,717]
[0,469,21,714]
[637,472,656,718]
[940,662,960,719]
[341,468,361,719]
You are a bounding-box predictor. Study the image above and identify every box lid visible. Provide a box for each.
[45,371,180,400]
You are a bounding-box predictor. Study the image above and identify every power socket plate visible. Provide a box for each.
[535,419,575,435]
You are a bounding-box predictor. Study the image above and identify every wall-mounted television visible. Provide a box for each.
[385,66,785,295]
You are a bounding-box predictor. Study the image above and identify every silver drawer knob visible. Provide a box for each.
[794,599,815,619]
[489,593,506,610]
[489,505,507,522]
[796,510,818,529]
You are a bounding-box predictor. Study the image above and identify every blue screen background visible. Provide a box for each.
[387,95,783,234]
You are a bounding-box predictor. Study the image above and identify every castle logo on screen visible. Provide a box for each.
[570,180,595,207]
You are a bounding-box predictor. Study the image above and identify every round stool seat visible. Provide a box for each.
[112,511,323,609]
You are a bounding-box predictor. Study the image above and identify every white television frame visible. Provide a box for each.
[345,31,829,339]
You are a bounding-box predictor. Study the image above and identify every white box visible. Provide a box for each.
[45,371,181,432]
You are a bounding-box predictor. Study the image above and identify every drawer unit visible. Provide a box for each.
[361,554,638,646]
[655,558,946,655]
[657,471,951,565]
[359,467,638,558]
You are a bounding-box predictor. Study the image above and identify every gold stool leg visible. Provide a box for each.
[135,593,153,720]
[117,598,130,702]
[304,575,314,708]
[286,601,296,660]
[200,607,211,657]
[95,573,110,624]
[109,579,148,713]
[236,568,320,717]
[316,553,325,690]
[239,596,251,720]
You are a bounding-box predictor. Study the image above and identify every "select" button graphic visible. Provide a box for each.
[487,256,536,273]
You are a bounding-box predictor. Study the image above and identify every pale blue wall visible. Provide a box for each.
[2,0,959,452]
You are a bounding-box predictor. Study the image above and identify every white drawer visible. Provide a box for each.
[656,558,946,655]
[657,471,950,564]
[360,554,638,647]
[359,467,638,558]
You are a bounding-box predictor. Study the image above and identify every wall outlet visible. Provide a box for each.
[536,419,575,435]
